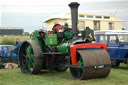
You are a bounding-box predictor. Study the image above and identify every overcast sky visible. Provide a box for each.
[0,0,128,32]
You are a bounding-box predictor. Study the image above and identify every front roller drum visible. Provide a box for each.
[70,49,111,80]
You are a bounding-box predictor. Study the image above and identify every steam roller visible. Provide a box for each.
[19,2,111,80]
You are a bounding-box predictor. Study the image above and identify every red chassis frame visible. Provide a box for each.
[70,43,107,65]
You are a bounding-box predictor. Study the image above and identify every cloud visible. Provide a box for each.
[1,0,78,13]
[1,0,128,31]
[2,0,127,13]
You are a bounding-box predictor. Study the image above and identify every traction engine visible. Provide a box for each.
[19,2,111,80]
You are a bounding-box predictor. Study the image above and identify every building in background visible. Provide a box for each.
[44,13,124,31]
[0,27,24,35]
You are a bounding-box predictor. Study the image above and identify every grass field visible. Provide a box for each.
[0,36,128,85]
[0,35,30,45]
[0,64,128,85]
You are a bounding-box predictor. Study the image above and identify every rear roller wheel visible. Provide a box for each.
[19,40,43,74]
[70,49,111,80]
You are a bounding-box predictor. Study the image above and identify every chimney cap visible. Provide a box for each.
[68,2,80,7]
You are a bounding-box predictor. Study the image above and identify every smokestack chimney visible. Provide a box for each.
[69,2,79,37]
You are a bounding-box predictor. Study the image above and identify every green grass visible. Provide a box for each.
[0,35,30,45]
[0,64,128,85]
[0,36,128,85]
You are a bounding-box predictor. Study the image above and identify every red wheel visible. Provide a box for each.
[52,24,64,32]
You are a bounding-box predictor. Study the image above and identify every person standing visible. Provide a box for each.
[15,38,22,55]
[0,47,8,57]
[10,38,22,60]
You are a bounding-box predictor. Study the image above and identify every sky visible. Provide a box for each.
[0,0,128,33]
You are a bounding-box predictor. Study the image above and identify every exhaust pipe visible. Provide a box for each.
[69,2,80,37]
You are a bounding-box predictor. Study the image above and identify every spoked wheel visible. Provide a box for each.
[19,40,43,74]
[70,49,111,80]
[70,52,84,79]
